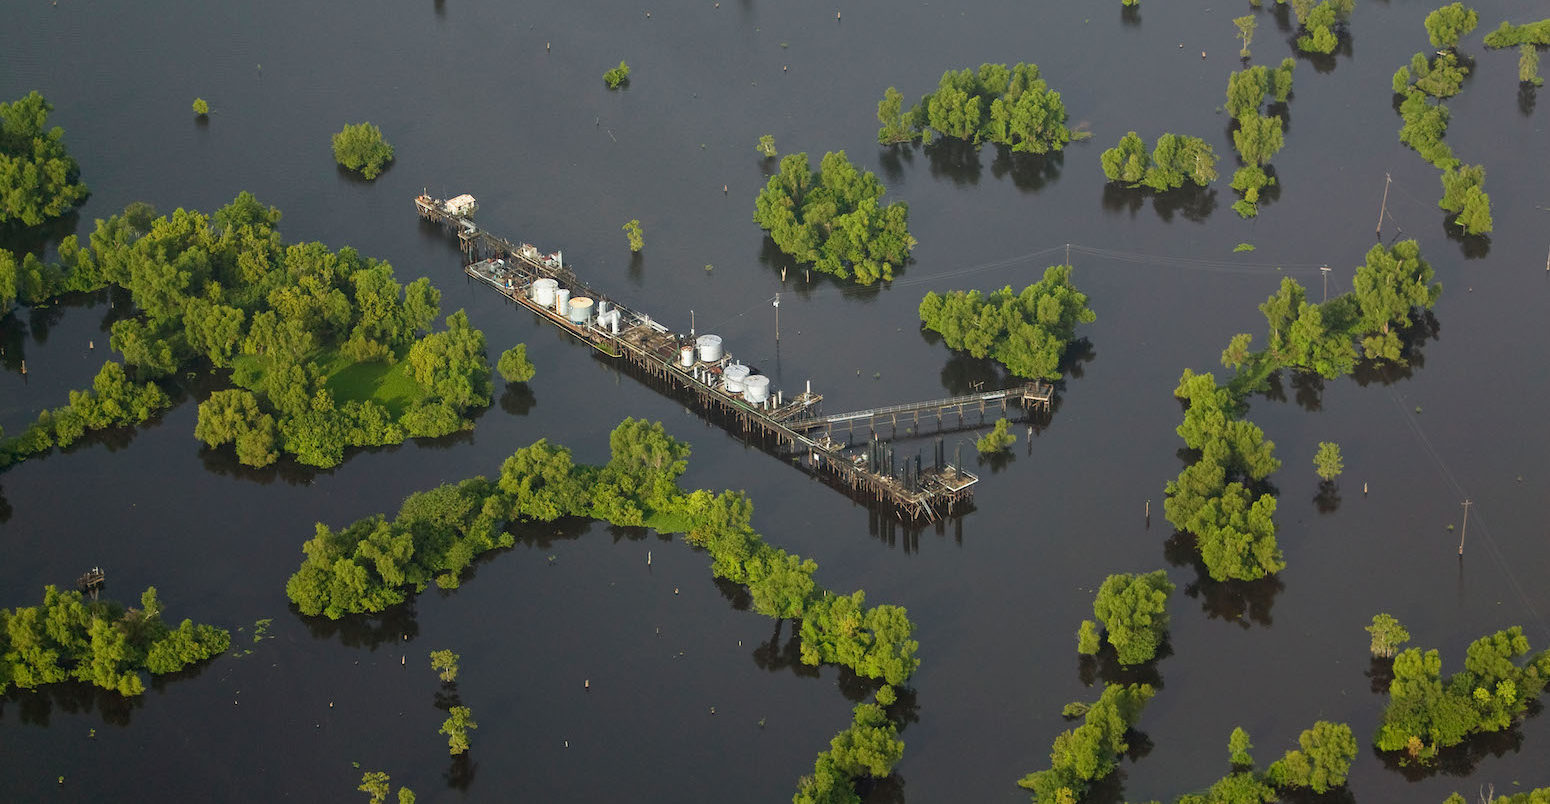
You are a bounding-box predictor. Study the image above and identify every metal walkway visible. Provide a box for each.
[790,382,1053,433]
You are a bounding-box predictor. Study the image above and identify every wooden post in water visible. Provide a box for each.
[1458,499,1472,556]
[1376,173,1391,238]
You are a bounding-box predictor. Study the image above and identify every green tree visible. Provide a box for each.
[1424,3,1480,49]
[1091,570,1174,666]
[1313,441,1343,481]
[430,649,460,683]
[358,772,391,804]
[497,343,536,383]
[1367,613,1411,658]
[1018,684,1155,803]
[1100,132,1218,191]
[919,264,1095,380]
[0,91,90,226]
[192,98,210,117]
[1266,721,1357,793]
[1229,726,1254,767]
[976,418,1017,454]
[826,702,904,779]
[440,705,478,755]
[1483,20,1550,49]
[622,218,644,252]
[876,87,914,145]
[603,61,631,89]
[331,123,394,180]
[1232,114,1285,167]
[753,151,915,285]
[1235,16,1258,59]
[1077,620,1101,655]
[757,134,777,158]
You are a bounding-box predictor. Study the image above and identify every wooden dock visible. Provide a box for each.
[417,194,1052,520]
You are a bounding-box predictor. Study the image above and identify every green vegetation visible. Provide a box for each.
[1173,722,1357,802]
[430,649,459,683]
[0,586,229,697]
[1233,243,1256,253]
[1367,613,1411,658]
[1017,683,1155,803]
[753,150,915,285]
[875,63,1075,154]
[1290,0,1355,54]
[1223,61,1295,218]
[1522,44,1544,86]
[440,705,477,755]
[497,344,536,383]
[795,696,905,803]
[357,772,414,804]
[1445,787,1550,804]
[1482,18,1550,48]
[0,91,89,226]
[976,418,1016,455]
[331,123,394,180]
[1313,441,1343,481]
[1398,89,1458,170]
[0,193,493,472]
[918,264,1095,380]
[756,134,777,158]
[1234,15,1258,59]
[603,61,630,89]
[1374,625,1550,762]
[193,97,210,117]
[1076,619,1101,655]
[622,218,643,252]
[1425,3,1480,48]
[1439,163,1493,235]
[287,418,916,800]
[1090,570,1174,666]
[1229,726,1254,767]
[1099,131,1219,191]
[1397,50,1471,99]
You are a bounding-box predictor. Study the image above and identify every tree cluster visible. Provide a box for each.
[1367,612,1411,658]
[877,63,1075,154]
[331,123,394,180]
[1223,61,1294,217]
[1425,3,1480,49]
[794,698,905,804]
[918,264,1095,381]
[496,343,536,383]
[975,418,1016,455]
[1522,45,1545,86]
[603,61,630,89]
[357,772,416,804]
[0,91,89,226]
[1289,0,1355,54]
[0,361,173,469]
[1169,721,1357,803]
[1375,626,1550,762]
[1080,570,1174,666]
[440,705,478,755]
[1099,131,1219,192]
[1,586,229,697]
[1017,683,1155,803]
[1444,787,1550,804]
[1482,18,1550,49]
[1395,50,1471,100]
[753,151,915,285]
[622,218,644,252]
[1438,163,1494,236]
[2,193,493,472]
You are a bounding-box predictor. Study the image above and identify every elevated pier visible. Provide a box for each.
[418,194,1053,520]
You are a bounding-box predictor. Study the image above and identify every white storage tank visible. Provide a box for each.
[555,287,571,315]
[743,374,770,405]
[722,363,750,394]
[568,297,594,324]
[679,345,695,367]
[531,278,558,307]
[696,334,724,363]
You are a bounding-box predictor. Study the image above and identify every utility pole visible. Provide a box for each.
[1065,242,1071,266]
[773,293,780,341]
[1376,173,1391,238]
[1320,265,1331,302]
[690,309,695,337]
[1458,499,1472,556]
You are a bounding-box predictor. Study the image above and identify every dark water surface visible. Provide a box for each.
[4,0,1550,801]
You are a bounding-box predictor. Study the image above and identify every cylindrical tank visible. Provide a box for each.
[722,363,749,394]
[696,334,723,363]
[679,345,695,367]
[743,374,770,404]
[597,300,610,316]
[568,297,594,324]
[555,288,571,315]
[531,278,558,307]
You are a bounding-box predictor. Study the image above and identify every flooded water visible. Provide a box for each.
[4,0,1550,801]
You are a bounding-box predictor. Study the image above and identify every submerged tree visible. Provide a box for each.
[1367,613,1410,658]
[497,343,536,383]
[192,97,210,117]
[622,218,644,252]
[430,649,460,683]
[332,122,394,179]
[0,91,90,226]
[1235,16,1258,59]
[1091,570,1175,666]
[441,706,478,755]
[1424,2,1480,49]
[1313,441,1343,481]
[976,418,1017,454]
[1099,131,1218,191]
[756,134,777,158]
[753,151,915,285]
[603,61,630,89]
[918,264,1095,380]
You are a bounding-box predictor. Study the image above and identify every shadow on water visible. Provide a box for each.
[297,598,421,651]
[1350,309,1440,388]
[445,753,477,792]
[925,139,983,188]
[1077,642,1171,691]
[1100,179,1218,224]
[1443,216,1491,260]
[1365,656,1395,696]
[757,236,888,304]
[989,147,1063,193]
[1519,84,1537,117]
[498,382,536,416]
[1369,702,1543,781]
[0,210,83,257]
[200,445,325,486]
[1314,479,1342,514]
[882,140,1064,193]
[1164,531,1284,628]
[1287,29,1354,75]
[1120,5,1140,26]
[1,681,145,727]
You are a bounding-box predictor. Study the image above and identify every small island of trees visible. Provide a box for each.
[0,586,230,697]
[918,264,1095,381]
[1288,0,1355,55]
[1099,131,1218,191]
[332,122,395,179]
[753,150,915,285]
[603,61,630,89]
[1078,569,1174,666]
[0,91,89,227]
[877,62,1075,154]
[1223,60,1295,218]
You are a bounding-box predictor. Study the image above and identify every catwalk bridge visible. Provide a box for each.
[417,194,1053,520]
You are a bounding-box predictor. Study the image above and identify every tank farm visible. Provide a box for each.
[416,194,1054,521]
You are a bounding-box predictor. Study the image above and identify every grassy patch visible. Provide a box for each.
[1233,242,1256,252]
[643,509,692,534]
[322,352,422,416]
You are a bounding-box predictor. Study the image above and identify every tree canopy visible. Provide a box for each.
[876,63,1075,154]
[753,151,915,285]
[1018,683,1155,803]
[1091,570,1175,666]
[919,264,1095,380]
[1425,3,1480,48]
[1100,131,1219,191]
[331,123,394,180]
[0,91,89,226]
[497,343,536,383]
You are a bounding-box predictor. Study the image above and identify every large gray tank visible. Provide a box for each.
[742,374,770,405]
[722,363,750,394]
[568,297,594,324]
[696,334,723,363]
